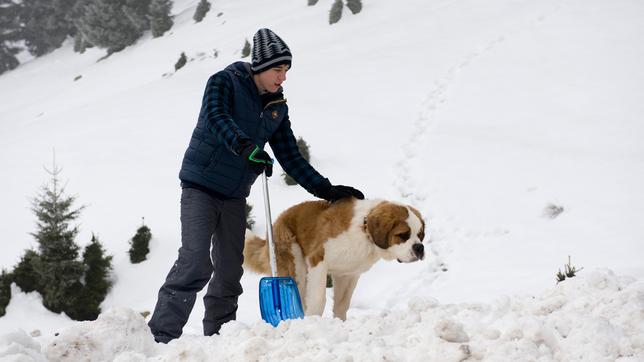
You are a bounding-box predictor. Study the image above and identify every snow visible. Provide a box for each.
[2,270,642,361]
[0,285,77,341]
[1,0,644,360]
[0,330,46,362]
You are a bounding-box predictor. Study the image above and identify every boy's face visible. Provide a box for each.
[254,64,289,93]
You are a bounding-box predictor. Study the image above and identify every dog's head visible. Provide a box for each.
[365,202,427,263]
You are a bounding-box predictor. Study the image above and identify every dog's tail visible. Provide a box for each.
[243,229,271,275]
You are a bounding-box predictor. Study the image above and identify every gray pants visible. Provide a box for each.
[148,187,246,343]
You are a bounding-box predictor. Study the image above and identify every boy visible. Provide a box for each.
[148,28,364,343]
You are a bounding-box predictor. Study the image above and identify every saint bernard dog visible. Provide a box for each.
[243,197,426,320]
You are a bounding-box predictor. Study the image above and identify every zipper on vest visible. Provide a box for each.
[263,99,287,110]
[261,99,286,117]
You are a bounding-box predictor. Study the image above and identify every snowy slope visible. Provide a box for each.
[1,0,643,360]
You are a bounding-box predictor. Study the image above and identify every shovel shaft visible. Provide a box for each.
[261,172,278,277]
[258,174,305,326]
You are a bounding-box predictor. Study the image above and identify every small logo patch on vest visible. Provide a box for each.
[271,110,279,119]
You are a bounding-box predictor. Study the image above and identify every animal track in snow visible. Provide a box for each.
[394,38,506,208]
[391,2,567,294]
[395,0,567,224]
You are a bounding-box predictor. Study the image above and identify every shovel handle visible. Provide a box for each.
[262,172,278,277]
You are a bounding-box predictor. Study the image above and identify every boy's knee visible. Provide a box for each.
[166,248,213,289]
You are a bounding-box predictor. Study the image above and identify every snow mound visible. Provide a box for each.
[42,307,156,361]
[17,270,644,361]
[0,329,46,361]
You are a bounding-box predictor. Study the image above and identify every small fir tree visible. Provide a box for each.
[83,234,113,298]
[193,0,210,23]
[308,0,319,5]
[346,0,362,14]
[73,32,85,54]
[175,52,187,71]
[0,269,12,317]
[556,256,584,283]
[149,0,173,38]
[241,39,250,58]
[284,137,311,185]
[295,137,311,161]
[30,157,85,315]
[76,0,142,54]
[12,249,41,293]
[329,0,343,25]
[544,203,564,219]
[68,233,113,320]
[72,13,94,55]
[129,219,151,263]
[245,202,255,230]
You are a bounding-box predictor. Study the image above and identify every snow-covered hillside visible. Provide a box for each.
[1,0,643,360]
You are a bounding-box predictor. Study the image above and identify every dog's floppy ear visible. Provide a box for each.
[409,206,426,241]
[366,202,407,249]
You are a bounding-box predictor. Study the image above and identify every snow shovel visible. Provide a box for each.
[258,171,305,327]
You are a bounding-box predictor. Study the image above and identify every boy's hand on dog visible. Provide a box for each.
[315,180,364,202]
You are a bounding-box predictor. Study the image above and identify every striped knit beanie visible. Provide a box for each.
[251,28,292,74]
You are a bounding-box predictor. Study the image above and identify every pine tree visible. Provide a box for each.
[346,0,362,14]
[149,0,173,37]
[245,202,255,230]
[329,0,343,25]
[123,0,152,33]
[129,219,151,263]
[284,137,311,185]
[193,0,210,23]
[76,0,142,54]
[30,158,85,315]
[73,32,90,53]
[295,137,311,162]
[556,256,583,283]
[73,32,83,53]
[67,234,113,320]
[0,44,20,75]
[241,39,250,58]
[83,234,112,299]
[0,270,12,317]
[174,51,187,70]
[12,250,41,293]
[70,0,93,54]
[20,0,77,56]
[0,0,21,75]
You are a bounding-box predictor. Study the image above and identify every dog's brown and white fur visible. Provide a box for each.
[243,198,426,320]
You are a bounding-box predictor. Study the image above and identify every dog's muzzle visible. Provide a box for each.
[413,243,425,260]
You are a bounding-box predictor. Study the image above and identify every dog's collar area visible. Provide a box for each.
[362,216,373,242]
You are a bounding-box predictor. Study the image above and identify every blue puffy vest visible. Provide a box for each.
[178,62,287,198]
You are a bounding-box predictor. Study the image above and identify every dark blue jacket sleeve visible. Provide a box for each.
[203,72,251,155]
[269,115,329,195]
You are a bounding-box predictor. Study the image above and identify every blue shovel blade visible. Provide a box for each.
[259,277,305,327]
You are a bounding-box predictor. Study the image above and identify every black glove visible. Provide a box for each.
[314,180,365,202]
[241,144,273,177]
